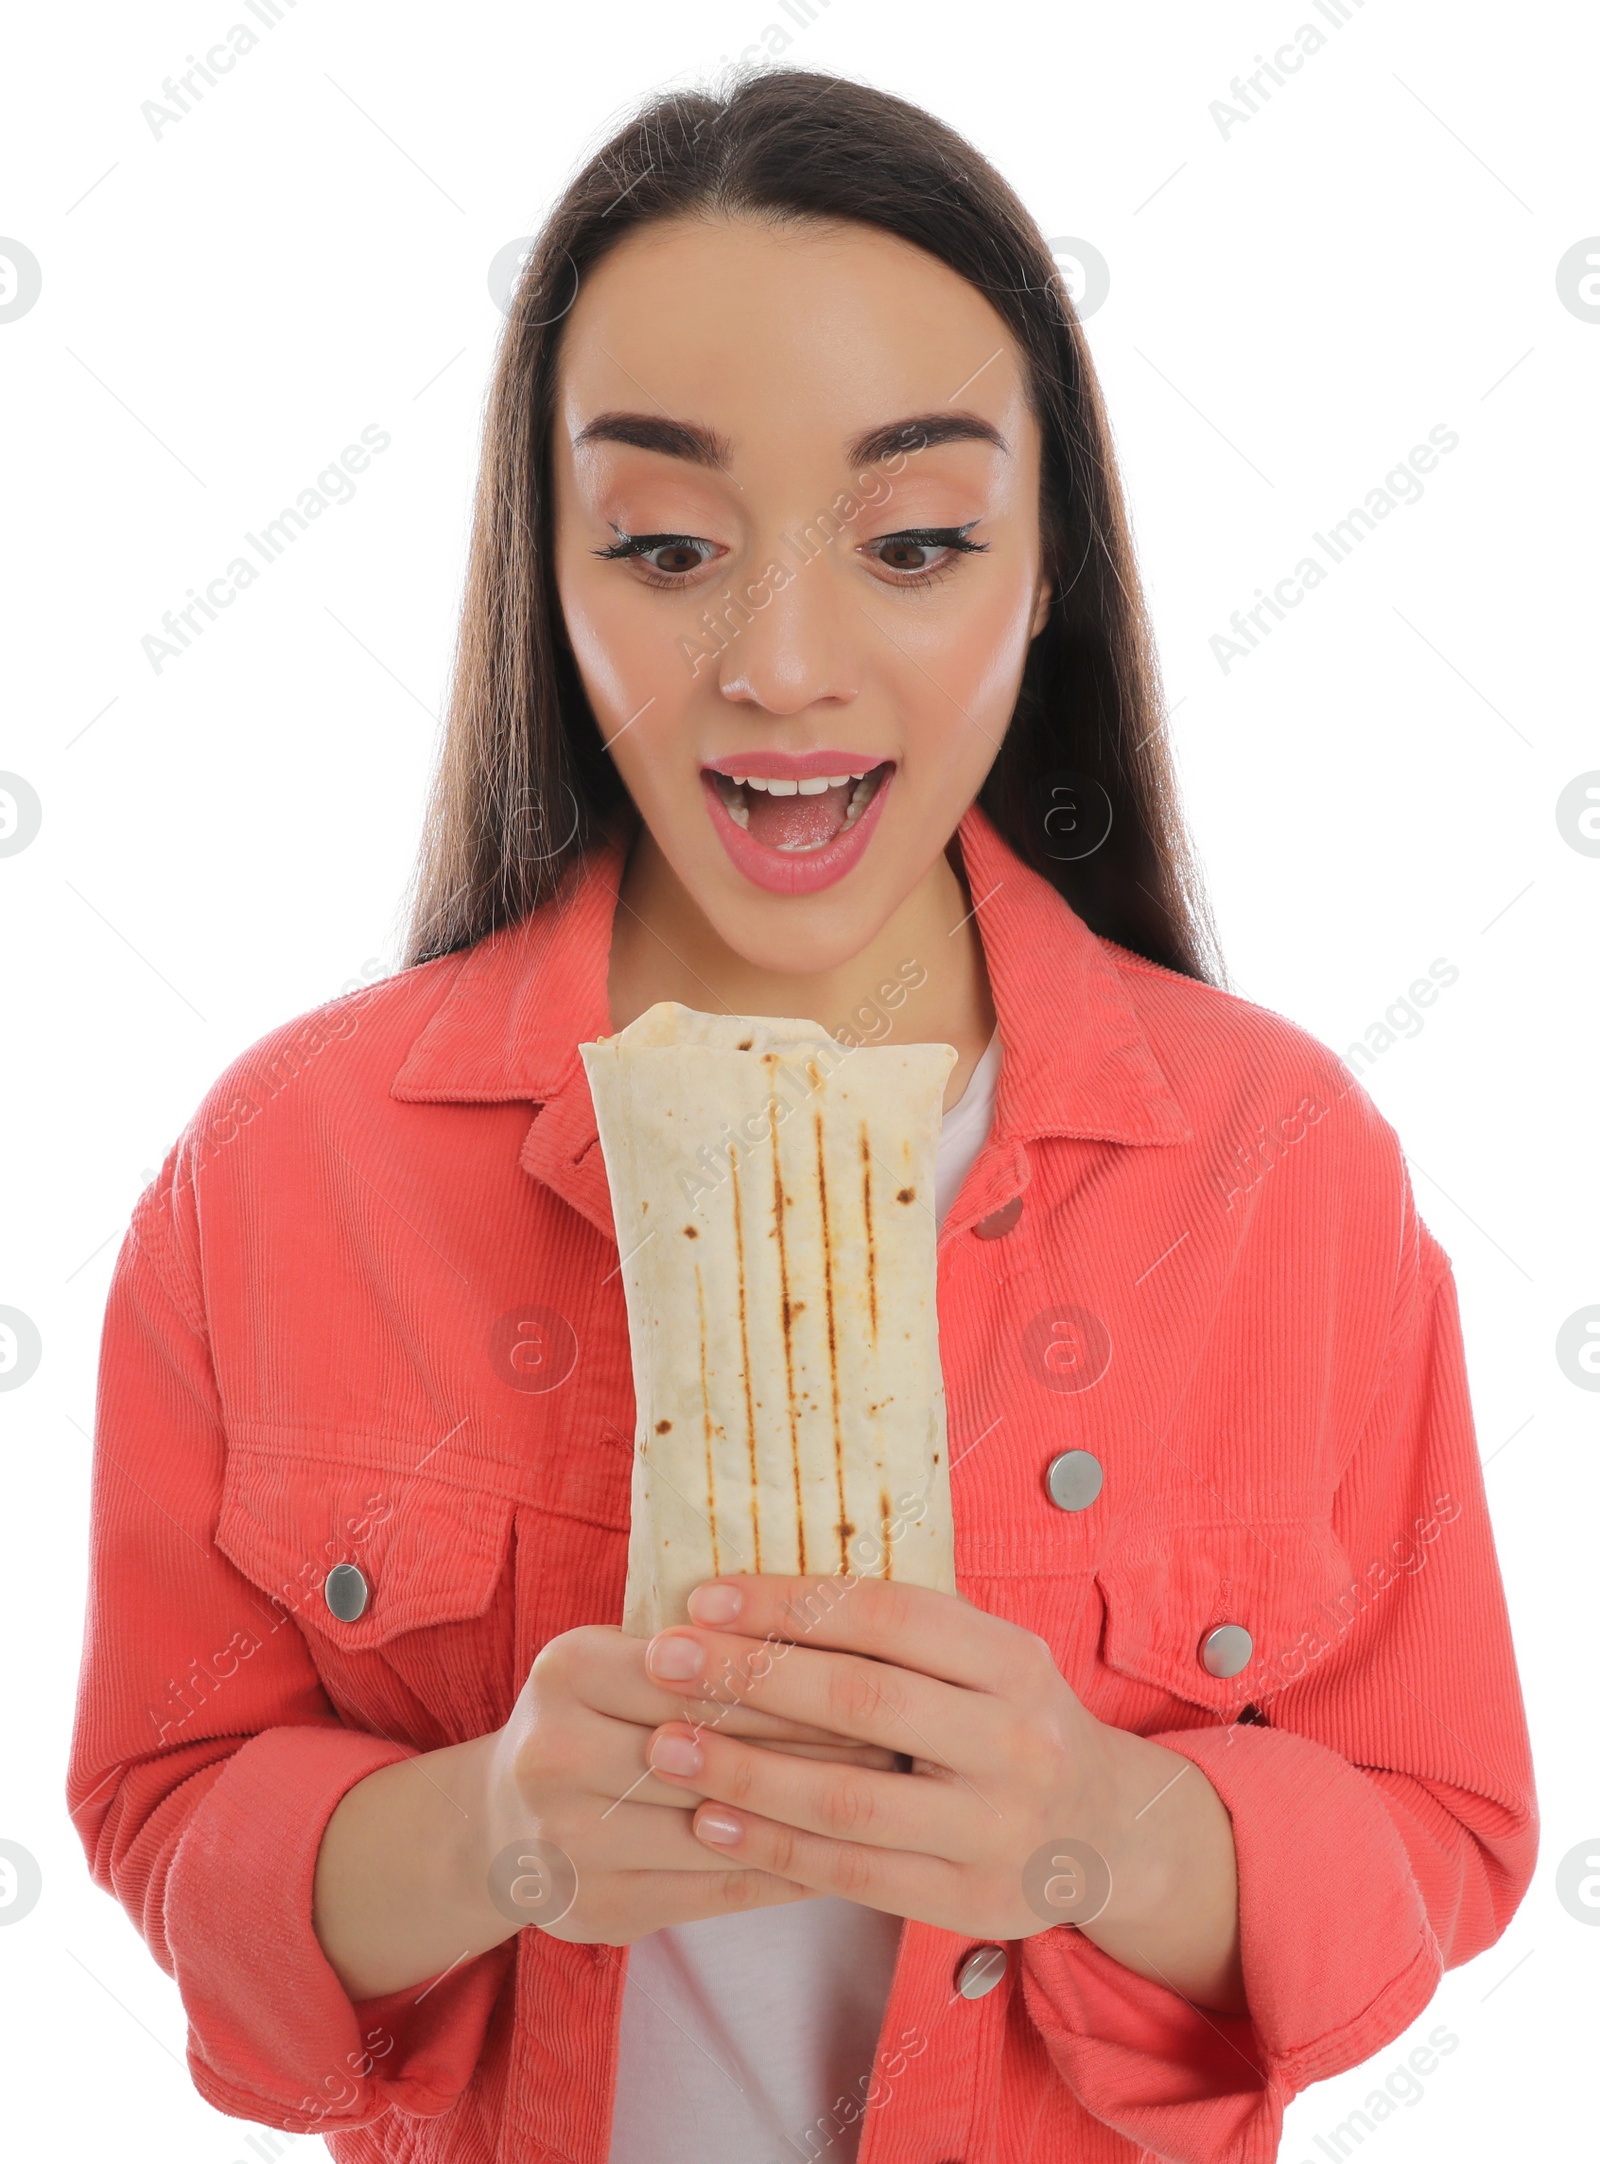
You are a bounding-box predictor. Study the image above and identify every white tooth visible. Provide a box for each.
[726,799,749,828]
[823,774,850,787]
[745,775,772,791]
[765,778,799,796]
[730,775,748,786]
[847,770,865,781]
[796,776,828,794]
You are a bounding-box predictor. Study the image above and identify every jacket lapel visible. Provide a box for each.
[388,799,1191,1250]
[390,823,627,1246]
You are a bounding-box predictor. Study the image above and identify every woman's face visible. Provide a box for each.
[552,214,1050,976]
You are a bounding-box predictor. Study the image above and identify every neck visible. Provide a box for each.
[606,818,996,1107]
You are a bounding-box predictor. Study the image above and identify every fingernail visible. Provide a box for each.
[687,1582,743,1625]
[647,1633,705,1681]
[697,1809,743,1846]
[650,1731,703,1777]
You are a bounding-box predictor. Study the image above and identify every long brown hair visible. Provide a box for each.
[403,68,1222,985]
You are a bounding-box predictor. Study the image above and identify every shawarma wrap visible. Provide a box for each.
[579,1002,958,1636]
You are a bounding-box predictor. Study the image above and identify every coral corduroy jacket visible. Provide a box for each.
[68,803,1535,2164]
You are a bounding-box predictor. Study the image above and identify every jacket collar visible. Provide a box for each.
[392,800,1190,1241]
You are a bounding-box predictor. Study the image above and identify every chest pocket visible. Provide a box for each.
[215,1441,519,1749]
[1092,1519,1355,1724]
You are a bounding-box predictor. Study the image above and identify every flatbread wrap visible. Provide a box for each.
[579,1001,959,1636]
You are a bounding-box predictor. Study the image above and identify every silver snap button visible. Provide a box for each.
[973,1196,1022,1240]
[1200,1623,1253,1678]
[954,1943,1008,1999]
[1045,1450,1103,1512]
[324,1563,370,1622]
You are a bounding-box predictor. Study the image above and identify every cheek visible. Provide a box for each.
[557,563,694,733]
[967,579,1043,710]
[887,569,1039,761]
[560,586,695,803]
[607,718,694,824]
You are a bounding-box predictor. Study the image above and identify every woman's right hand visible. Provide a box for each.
[314,1617,894,1996]
[481,1622,895,1946]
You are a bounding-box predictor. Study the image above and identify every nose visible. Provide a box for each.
[710,543,863,716]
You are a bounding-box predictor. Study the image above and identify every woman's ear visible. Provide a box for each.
[1030,574,1053,639]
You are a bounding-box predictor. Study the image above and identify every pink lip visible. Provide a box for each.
[700,762,895,896]
[703,748,890,781]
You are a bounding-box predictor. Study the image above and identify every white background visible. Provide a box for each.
[2,1,1595,2157]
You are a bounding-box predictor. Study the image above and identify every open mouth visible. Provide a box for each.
[705,761,892,854]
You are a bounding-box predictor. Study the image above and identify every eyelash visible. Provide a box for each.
[591,522,988,589]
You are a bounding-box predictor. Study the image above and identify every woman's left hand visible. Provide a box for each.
[640,1572,1247,2011]
[641,1573,1126,1940]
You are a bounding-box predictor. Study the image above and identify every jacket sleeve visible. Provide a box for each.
[1018,1194,1538,2164]
[66,1158,512,2133]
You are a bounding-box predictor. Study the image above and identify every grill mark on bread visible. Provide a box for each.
[694,1261,721,1576]
[766,1067,806,1574]
[814,1109,847,1572]
[859,1122,878,1344]
[728,1142,762,1573]
[880,1487,894,1579]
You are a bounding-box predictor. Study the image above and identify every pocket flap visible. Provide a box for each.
[216,1445,516,1649]
[1094,1520,1353,1717]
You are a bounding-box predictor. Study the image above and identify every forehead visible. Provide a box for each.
[555,214,1032,457]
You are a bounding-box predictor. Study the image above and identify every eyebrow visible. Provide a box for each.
[571,407,1009,474]
[847,411,1010,467]
[573,412,733,469]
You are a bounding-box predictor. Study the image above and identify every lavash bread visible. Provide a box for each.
[579,1002,959,1636]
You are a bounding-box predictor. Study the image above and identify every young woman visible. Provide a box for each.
[69,69,1535,2164]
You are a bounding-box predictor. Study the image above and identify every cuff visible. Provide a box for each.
[165,1724,508,2130]
[1019,1724,1442,2164]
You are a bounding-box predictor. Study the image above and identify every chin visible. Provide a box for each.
[693,883,897,987]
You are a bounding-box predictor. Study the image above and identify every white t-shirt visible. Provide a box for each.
[606,1029,1003,2164]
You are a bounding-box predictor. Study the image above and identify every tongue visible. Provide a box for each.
[744,780,853,851]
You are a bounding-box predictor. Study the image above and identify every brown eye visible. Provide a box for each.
[877,538,935,573]
[645,542,709,576]
[863,524,985,581]
[593,529,722,579]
